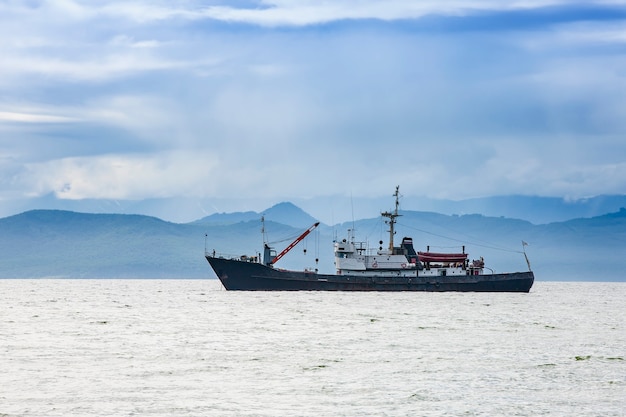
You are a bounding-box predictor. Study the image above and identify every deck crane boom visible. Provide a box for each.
[270,222,320,266]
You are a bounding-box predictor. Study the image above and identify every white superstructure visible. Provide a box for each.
[333,186,484,278]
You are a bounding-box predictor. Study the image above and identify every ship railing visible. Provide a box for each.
[205,251,261,263]
[344,241,370,254]
[335,240,369,252]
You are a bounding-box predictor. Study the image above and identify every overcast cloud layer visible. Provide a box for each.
[1,1,626,219]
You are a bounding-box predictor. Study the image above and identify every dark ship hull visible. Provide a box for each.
[206,256,535,292]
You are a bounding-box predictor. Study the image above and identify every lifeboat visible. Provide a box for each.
[417,251,468,263]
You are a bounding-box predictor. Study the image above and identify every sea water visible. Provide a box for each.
[0,280,624,417]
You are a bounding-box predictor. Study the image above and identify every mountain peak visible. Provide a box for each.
[191,201,319,228]
[262,202,319,228]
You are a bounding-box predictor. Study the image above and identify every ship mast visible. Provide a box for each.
[381,185,402,252]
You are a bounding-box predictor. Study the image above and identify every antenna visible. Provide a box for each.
[522,240,532,271]
[261,215,267,246]
[350,190,355,233]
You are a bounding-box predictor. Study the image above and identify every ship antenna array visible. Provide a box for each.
[381,185,402,251]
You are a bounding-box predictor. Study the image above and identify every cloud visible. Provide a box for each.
[81,1,625,27]
[19,150,221,200]
[1,0,626,219]
[0,111,77,123]
[4,1,623,28]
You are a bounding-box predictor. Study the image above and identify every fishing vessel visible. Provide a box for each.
[205,187,534,292]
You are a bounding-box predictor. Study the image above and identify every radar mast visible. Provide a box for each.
[381,186,402,252]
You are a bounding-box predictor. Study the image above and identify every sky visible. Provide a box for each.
[1,0,626,222]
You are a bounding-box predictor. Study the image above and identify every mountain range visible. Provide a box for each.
[1,201,625,281]
[3,193,626,225]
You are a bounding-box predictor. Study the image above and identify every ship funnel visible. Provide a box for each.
[401,237,418,261]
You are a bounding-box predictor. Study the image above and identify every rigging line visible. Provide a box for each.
[349,216,386,247]
[268,236,298,245]
[268,228,310,245]
[315,228,320,259]
[398,221,523,254]
[363,216,385,243]
[407,213,508,249]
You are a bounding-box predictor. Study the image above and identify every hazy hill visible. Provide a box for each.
[0,210,202,278]
[191,210,259,226]
[0,207,625,281]
[406,195,626,224]
[3,193,626,224]
[193,202,319,228]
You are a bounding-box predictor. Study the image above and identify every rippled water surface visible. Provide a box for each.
[1,280,624,417]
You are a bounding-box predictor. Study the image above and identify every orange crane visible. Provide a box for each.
[270,222,320,266]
